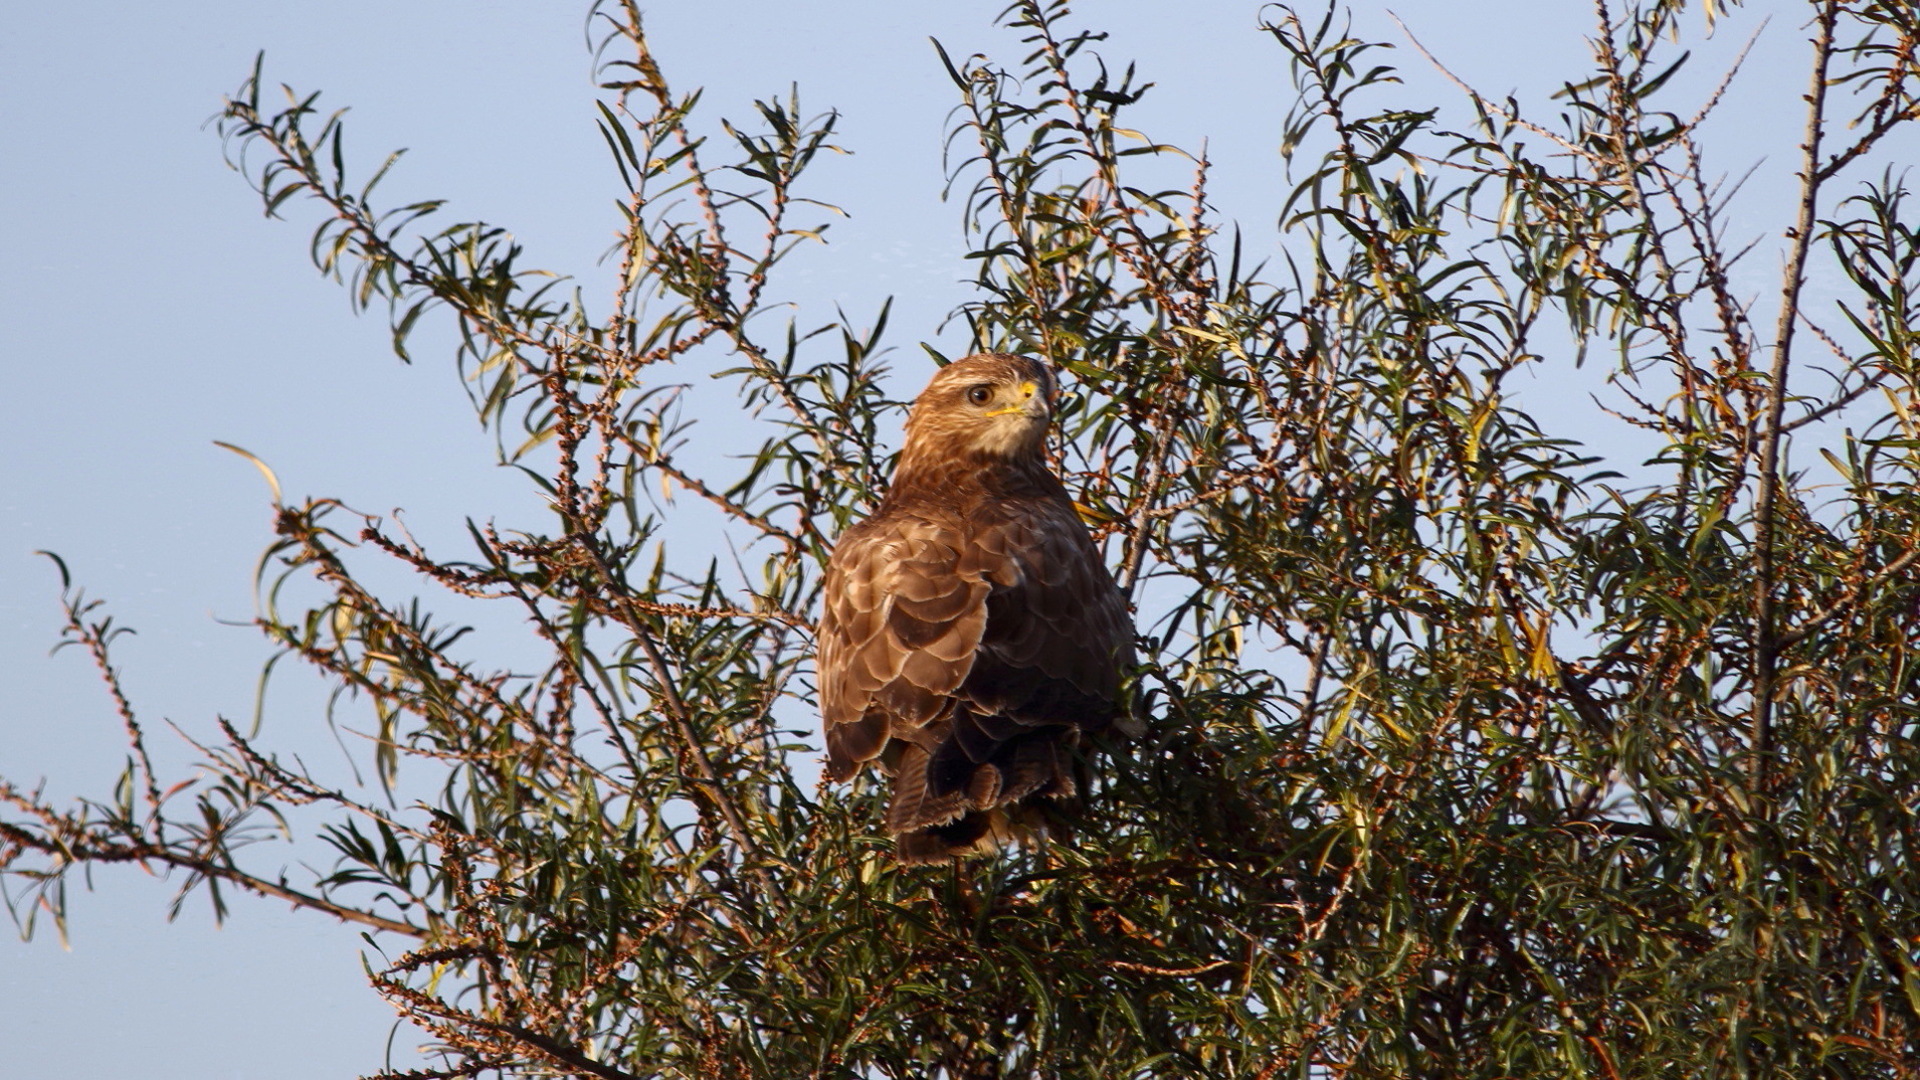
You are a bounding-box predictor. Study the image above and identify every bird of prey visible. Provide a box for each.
[816,352,1138,863]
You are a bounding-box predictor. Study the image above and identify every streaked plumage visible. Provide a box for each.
[816,352,1138,863]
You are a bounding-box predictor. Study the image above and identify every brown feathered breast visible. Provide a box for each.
[816,352,1138,863]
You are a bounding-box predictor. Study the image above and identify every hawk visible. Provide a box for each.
[816,352,1138,863]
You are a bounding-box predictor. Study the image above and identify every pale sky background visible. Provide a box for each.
[2,2,1812,1076]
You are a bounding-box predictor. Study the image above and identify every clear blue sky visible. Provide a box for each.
[1,2,1803,1076]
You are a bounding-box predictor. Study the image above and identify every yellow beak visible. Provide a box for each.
[985,381,1042,417]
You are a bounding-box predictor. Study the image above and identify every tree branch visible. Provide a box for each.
[1750,1,1839,791]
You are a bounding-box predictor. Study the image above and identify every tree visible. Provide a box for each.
[6,0,1920,1075]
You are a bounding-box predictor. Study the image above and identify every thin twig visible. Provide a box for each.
[1775,545,1920,650]
[572,535,765,868]
[0,803,422,938]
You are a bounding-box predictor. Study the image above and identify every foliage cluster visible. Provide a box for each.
[6,0,1920,1076]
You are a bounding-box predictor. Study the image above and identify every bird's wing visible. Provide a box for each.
[818,513,990,781]
[959,500,1137,737]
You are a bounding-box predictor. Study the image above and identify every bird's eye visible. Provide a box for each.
[966,384,994,407]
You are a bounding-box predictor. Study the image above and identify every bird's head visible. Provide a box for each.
[902,353,1058,461]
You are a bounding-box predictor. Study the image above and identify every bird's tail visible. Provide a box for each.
[886,737,1076,864]
[894,810,1006,864]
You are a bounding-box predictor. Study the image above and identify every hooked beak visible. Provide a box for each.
[986,380,1048,418]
